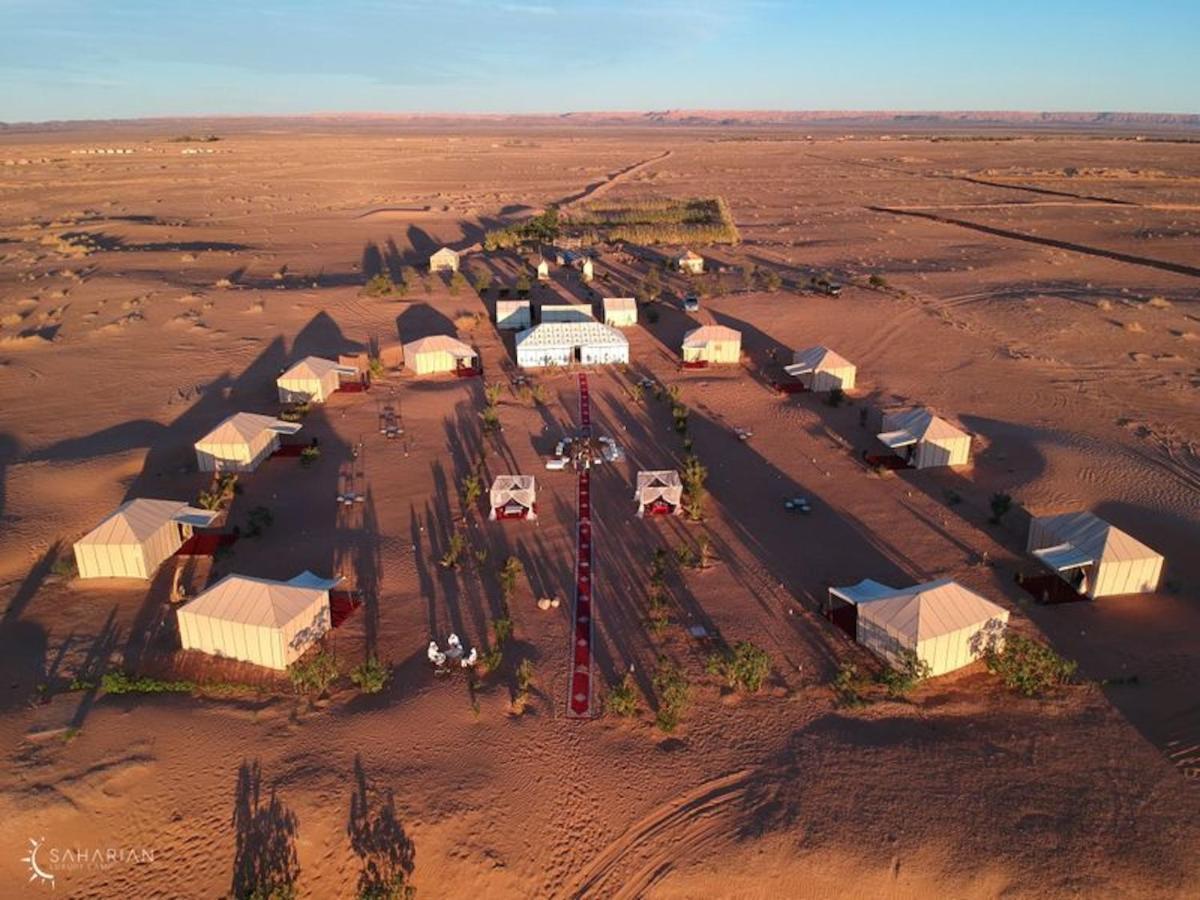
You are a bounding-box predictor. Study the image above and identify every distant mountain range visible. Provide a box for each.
[3,109,1199,132]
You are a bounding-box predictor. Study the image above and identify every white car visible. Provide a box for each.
[545,458,568,471]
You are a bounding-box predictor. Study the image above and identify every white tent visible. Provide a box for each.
[785,346,856,392]
[276,356,358,404]
[195,413,302,473]
[536,259,550,281]
[877,408,971,469]
[74,498,219,579]
[429,247,459,273]
[515,322,629,368]
[495,299,532,331]
[540,304,594,324]
[489,474,537,520]
[581,258,594,282]
[176,572,337,670]
[634,470,683,517]
[829,578,1009,676]
[602,297,638,328]
[682,325,741,365]
[403,335,477,375]
[1027,511,1164,598]
[677,250,704,275]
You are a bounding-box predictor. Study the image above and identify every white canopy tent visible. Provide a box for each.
[877,408,971,469]
[276,356,358,404]
[677,250,704,274]
[429,247,459,273]
[176,572,339,670]
[1027,511,1164,598]
[515,322,629,368]
[602,297,638,327]
[403,335,477,375]
[682,325,741,365]
[785,346,857,392]
[540,304,594,324]
[828,578,1009,677]
[634,470,683,517]
[489,474,537,520]
[195,413,302,473]
[74,498,219,580]
[495,299,532,331]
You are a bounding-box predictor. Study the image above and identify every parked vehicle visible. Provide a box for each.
[682,294,700,312]
[811,277,842,297]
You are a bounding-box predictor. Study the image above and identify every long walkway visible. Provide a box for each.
[567,373,595,718]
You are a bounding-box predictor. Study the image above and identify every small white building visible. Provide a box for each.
[276,356,359,404]
[535,259,550,282]
[495,299,532,331]
[581,258,594,282]
[515,322,629,368]
[195,413,302,473]
[682,325,742,365]
[489,475,537,520]
[602,297,638,328]
[429,247,459,273]
[541,303,594,324]
[877,408,971,469]
[634,470,683,517]
[677,250,705,275]
[74,498,219,580]
[403,335,478,375]
[827,578,1009,677]
[1027,511,1164,598]
[177,572,339,671]
[785,346,857,392]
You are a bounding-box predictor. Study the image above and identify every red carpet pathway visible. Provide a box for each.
[568,373,596,718]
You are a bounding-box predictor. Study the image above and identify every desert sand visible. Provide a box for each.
[0,122,1197,898]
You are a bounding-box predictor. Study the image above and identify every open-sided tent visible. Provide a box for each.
[828,578,1009,676]
[682,325,742,365]
[489,474,537,520]
[195,413,302,473]
[429,247,459,273]
[176,572,337,670]
[634,470,683,517]
[276,356,358,403]
[602,297,638,327]
[785,346,856,392]
[877,408,970,469]
[541,304,594,324]
[402,335,478,375]
[515,322,629,367]
[1027,511,1163,598]
[495,299,532,331]
[677,250,705,275]
[74,498,219,580]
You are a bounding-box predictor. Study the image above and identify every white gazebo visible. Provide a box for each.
[403,335,478,375]
[195,413,302,473]
[1027,511,1164,598]
[785,346,856,392]
[877,408,971,469]
[74,498,219,580]
[276,356,359,404]
[634,470,683,517]
[489,475,537,520]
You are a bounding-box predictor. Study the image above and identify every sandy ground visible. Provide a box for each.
[0,125,1197,898]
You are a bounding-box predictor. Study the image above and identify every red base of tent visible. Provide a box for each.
[863,452,911,470]
[454,366,482,378]
[771,381,808,394]
[336,379,370,393]
[645,501,676,517]
[1015,572,1088,606]
[176,533,237,557]
[330,591,363,627]
[682,360,709,370]
[494,506,533,521]
[272,442,310,458]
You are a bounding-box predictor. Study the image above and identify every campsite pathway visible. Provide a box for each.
[567,373,595,718]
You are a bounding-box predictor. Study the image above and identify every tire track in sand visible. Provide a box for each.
[559,769,753,899]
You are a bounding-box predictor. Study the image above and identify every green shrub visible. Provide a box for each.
[363,273,400,297]
[350,657,390,694]
[498,557,523,604]
[288,650,339,696]
[449,271,468,294]
[652,657,690,732]
[832,662,869,707]
[101,671,195,694]
[680,455,708,522]
[674,542,697,568]
[985,634,1076,697]
[52,554,78,579]
[491,615,514,647]
[876,650,931,699]
[868,274,889,288]
[461,473,482,509]
[604,673,639,717]
[368,357,386,378]
[707,641,771,693]
[299,445,321,467]
[439,532,466,569]
[479,406,501,433]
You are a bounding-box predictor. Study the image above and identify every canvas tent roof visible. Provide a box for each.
[280,356,358,380]
[286,570,344,591]
[682,325,740,348]
[490,474,536,507]
[516,321,628,349]
[1032,511,1160,566]
[77,498,219,545]
[200,413,302,445]
[180,573,331,628]
[403,335,475,358]
[880,408,966,444]
[853,579,1007,643]
[602,297,636,313]
[785,346,853,376]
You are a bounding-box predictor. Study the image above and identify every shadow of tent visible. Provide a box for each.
[0,543,58,711]
[396,303,459,342]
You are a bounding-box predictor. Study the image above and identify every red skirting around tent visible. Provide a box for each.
[272,442,309,458]
[454,365,482,378]
[336,379,370,394]
[176,533,237,557]
[1015,572,1088,606]
[682,360,709,370]
[646,500,675,517]
[330,591,363,627]
[494,506,531,520]
[771,381,808,394]
[863,452,910,470]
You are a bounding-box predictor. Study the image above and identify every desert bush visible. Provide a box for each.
[868,274,889,288]
[461,473,482,509]
[652,657,691,732]
[680,455,708,521]
[627,382,644,404]
[368,357,386,378]
[515,274,531,294]
[639,268,662,302]
[472,266,492,294]
[350,657,391,694]
[439,532,466,569]
[101,671,195,695]
[758,268,783,292]
[362,273,400,297]
[1124,320,1145,333]
[299,445,321,467]
[449,271,468,295]
[674,542,697,568]
[484,382,503,407]
[672,403,690,434]
[604,673,639,717]
[246,505,274,538]
[877,650,931,699]
[479,406,501,433]
[491,615,514,647]
[52,554,78,579]
[498,556,524,605]
[706,641,771,693]
[198,473,239,511]
[988,492,1013,524]
[985,634,1077,697]
[832,662,869,707]
[288,650,339,695]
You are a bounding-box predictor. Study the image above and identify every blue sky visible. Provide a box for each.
[1,0,1197,121]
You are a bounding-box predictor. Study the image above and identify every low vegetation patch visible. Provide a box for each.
[604,673,640,718]
[707,641,771,693]
[985,634,1077,697]
[101,671,196,695]
[362,272,407,298]
[565,197,740,246]
[288,650,339,696]
[350,657,391,695]
[876,650,931,699]
[483,208,560,251]
[832,661,870,708]
[653,657,691,733]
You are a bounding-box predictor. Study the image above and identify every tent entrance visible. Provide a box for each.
[825,599,857,638]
